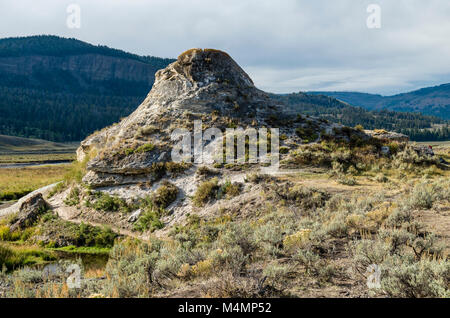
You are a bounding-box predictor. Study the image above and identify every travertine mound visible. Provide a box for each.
[77,49,366,188]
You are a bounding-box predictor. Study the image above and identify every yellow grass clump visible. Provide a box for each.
[283,229,312,251]
[0,165,71,201]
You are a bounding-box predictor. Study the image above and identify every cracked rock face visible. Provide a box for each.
[77,49,287,187]
[77,48,368,188]
[10,193,48,231]
[364,130,409,143]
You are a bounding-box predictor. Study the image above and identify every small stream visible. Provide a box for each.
[52,250,110,271]
[31,250,110,273]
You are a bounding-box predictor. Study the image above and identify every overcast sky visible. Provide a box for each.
[1,0,449,95]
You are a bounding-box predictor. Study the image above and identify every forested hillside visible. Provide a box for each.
[0,35,174,141]
[310,83,450,120]
[273,92,450,141]
[0,35,447,142]
[0,35,171,65]
[0,86,141,141]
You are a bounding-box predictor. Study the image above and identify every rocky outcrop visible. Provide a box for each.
[77,49,279,186]
[365,130,409,143]
[77,49,371,188]
[9,193,48,231]
[0,183,58,218]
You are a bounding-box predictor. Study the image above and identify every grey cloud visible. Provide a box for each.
[0,0,449,94]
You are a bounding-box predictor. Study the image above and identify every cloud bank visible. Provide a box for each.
[1,0,449,95]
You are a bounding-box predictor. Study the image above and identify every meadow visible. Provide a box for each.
[0,135,449,298]
[0,165,72,201]
[0,134,78,154]
[0,135,77,202]
[0,153,75,165]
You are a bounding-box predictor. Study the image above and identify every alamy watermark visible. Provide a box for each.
[366,264,381,289]
[66,4,81,29]
[367,4,381,29]
[171,120,280,173]
[43,263,82,289]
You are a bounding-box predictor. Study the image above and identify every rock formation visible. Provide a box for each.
[77,48,368,188]
[365,129,409,143]
[10,193,48,231]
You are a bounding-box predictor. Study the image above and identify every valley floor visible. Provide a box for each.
[0,141,449,298]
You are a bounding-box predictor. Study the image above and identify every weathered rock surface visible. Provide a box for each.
[77,49,283,186]
[127,209,142,223]
[61,48,418,238]
[10,193,48,231]
[77,49,371,188]
[413,145,435,157]
[0,183,58,218]
[365,129,409,143]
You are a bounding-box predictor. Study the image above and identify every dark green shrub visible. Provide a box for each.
[152,181,178,208]
[193,178,219,207]
[134,199,165,233]
[64,187,80,206]
[74,222,118,248]
[92,193,130,212]
[134,211,164,233]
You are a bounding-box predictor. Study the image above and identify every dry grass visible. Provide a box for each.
[84,268,105,279]
[0,165,71,200]
[193,178,219,207]
[2,142,449,299]
[0,153,75,164]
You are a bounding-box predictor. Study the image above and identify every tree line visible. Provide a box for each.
[272,92,450,141]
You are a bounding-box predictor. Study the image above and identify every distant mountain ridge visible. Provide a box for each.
[0,35,175,141]
[0,35,447,142]
[271,92,449,142]
[0,35,169,64]
[0,35,175,96]
[310,83,450,120]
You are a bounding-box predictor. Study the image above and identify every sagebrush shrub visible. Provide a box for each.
[381,256,449,298]
[92,192,131,212]
[103,238,160,297]
[193,178,219,207]
[152,181,178,208]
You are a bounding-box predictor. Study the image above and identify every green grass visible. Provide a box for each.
[0,164,71,201]
[47,155,92,198]
[0,134,78,154]
[124,143,155,156]
[50,245,111,255]
[0,153,75,164]
[415,141,450,147]
[0,142,78,201]
[0,242,56,271]
[135,143,155,153]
